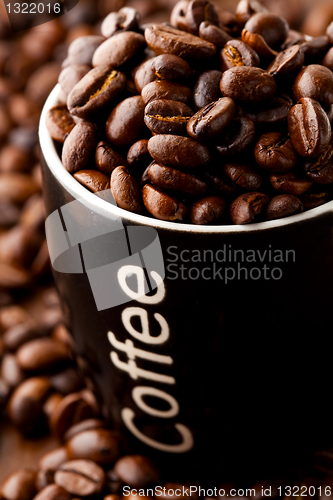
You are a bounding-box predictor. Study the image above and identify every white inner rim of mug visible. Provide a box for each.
[39,85,333,234]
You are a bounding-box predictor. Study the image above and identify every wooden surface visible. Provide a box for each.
[0,421,58,483]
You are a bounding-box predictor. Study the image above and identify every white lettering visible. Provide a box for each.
[122,308,169,345]
[132,386,179,418]
[118,266,165,304]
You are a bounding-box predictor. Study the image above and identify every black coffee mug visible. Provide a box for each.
[39,85,333,482]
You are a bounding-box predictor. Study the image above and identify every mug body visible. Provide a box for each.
[40,86,333,481]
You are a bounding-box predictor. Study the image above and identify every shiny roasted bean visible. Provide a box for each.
[191,196,226,224]
[142,184,188,221]
[148,163,208,195]
[144,99,193,136]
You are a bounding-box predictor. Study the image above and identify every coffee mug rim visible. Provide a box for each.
[39,84,333,234]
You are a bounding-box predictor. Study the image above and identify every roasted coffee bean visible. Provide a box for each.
[288,98,331,159]
[8,377,51,434]
[1,353,24,387]
[327,21,333,44]
[0,144,31,174]
[254,132,296,173]
[55,460,105,496]
[267,45,304,76]
[111,166,142,213]
[323,48,333,72]
[144,99,193,135]
[141,80,192,105]
[92,32,145,69]
[270,171,313,195]
[220,67,277,105]
[187,97,236,141]
[293,65,333,107]
[74,170,110,193]
[39,448,70,471]
[235,0,268,29]
[224,163,262,191]
[241,29,278,59]
[281,29,306,50]
[49,391,97,438]
[2,320,38,351]
[50,368,84,395]
[43,393,64,421]
[95,141,126,175]
[0,377,10,406]
[204,170,237,195]
[265,194,303,220]
[151,54,193,82]
[134,59,157,93]
[66,36,105,66]
[67,67,126,119]
[142,184,188,221]
[45,105,75,143]
[33,484,72,500]
[230,192,269,224]
[199,22,232,49]
[300,188,329,210]
[114,455,159,488]
[0,469,37,500]
[64,418,105,441]
[244,12,289,48]
[106,96,146,148]
[66,428,120,464]
[62,121,97,174]
[193,70,222,111]
[35,470,55,492]
[241,94,293,124]
[101,7,140,38]
[191,195,226,224]
[0,262,31,289]
[127,140,151,173]
[170,0,191,29]
[221,40,260,71]
[148,134,211,169]
[215,116,256,156]
[304,146,333,184]
[0,173,39,205]
[177,0,219,35]
[300,36,331,63]
[16,338,70,372]
[144,24,216,61]
[58,64,91,96]
[148,163,208,195]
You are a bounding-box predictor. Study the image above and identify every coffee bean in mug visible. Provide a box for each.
[61,121,97,174]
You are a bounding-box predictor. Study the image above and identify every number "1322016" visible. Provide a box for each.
[6,3,61,13]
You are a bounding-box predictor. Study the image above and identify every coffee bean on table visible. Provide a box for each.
[241,94,293,124]
[66,36,105,66]
[33,484,72,500]
[144,99,193,136]
[293,65,333,107]
[141,80,192,105]
[142,184,188,221]
[220,39,260,71]
[39,447,70,470]
[62,121,97,174]
[92,31,145,69]
[111,166,142,213]
[16,338,70,372]
[67,67,126,119]
[0,469,37,500]
[101,7,140,38]
[74,170,110,193]
[95,141,126,175]
[193,70,222,112]
[114,455,160,487]
[64,418,105,441]
[45,105,75,143]
[106,96,146,148]
[243,12,289,48]
[241,29,278,59]
[187,97,236,141]
[265,194,303,220]
[288,97,331,159]
[50,367,84,395]
[267,45,304,76]
[148,163,208,195]
[254,132,297,173]
[215,116,256,156]
[35,469,55,492]
[220,67,277,104]
[230,192,269,224]
[177,0,219,35]
[49,391,97,438]
[151,54,193,82]
[270,172,313,195]
[199,22,232,48]
[55,460,105,496]
[148,135,211,169]
[66,428,120,464]
[191,196,226,224]
[144,24,216,61]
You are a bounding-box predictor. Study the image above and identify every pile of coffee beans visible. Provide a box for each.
[46,0,333,225]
